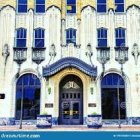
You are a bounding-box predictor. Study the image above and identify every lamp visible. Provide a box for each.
[115,45,128,128]
[96,47,110,77]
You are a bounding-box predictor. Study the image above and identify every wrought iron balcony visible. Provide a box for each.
[97,47,110,64]
[32,47,46,65]
[13,47,27,65]
[115,47,128,65]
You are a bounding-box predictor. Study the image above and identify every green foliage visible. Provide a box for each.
[48,87,51,94]
[92,112,97,115]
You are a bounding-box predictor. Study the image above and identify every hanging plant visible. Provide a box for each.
[48,87,51,94]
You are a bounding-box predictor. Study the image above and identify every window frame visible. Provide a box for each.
[16,28,27,48]
[97,27,108,47]
[115,27,126,47]
[35,0,45,13]
[34,28,45,48]
[17,0,28,13]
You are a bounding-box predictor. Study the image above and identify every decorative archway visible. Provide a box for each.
[15,73,41,120]
[59,74,83,125]
[101,73,126,119]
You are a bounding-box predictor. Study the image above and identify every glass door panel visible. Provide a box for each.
[72,102,79,119]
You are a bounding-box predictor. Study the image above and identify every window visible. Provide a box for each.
[115,28,125,47]
[18,0,27,13]
[101,73,126,120]
[101,73,124,87]
[66,28,76,45]
[35,0,45,13]
[115,0,124,12]
[16,28,27,47]
[97,0,107,13]
[16,74,41,120]
[34,28,45,48]
[97,28,107,47]
[67,0,76,14]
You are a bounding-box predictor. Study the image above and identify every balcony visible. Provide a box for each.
[32,47,46,65]
[96,47,110,64]
[13,47,27,65]
[115,47,128,64]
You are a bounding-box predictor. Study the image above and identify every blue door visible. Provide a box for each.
[59,75,83,125]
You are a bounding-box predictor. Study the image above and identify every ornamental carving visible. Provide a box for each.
[2,44,10,65]
[63,81,80,89]
[132,43,140,65]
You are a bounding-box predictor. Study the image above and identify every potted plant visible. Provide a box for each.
[86,112,102,128]
[36,112,52,128]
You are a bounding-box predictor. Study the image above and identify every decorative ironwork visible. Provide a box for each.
[43,57,97,77]
[2,44,10,65]
[132,43,140,65]
[13,47,27,65]
[13,47,27,78]
[115,46,128,73]
[96,47,110,76]
[32,47,46,65]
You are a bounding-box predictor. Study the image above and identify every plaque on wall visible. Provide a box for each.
[0,94,5,99]
[88,103,96,107]
[45,103,53,108]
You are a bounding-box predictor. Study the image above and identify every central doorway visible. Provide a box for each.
[59,75,83,125]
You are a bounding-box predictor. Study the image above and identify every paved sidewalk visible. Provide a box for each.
[0,125,140,131]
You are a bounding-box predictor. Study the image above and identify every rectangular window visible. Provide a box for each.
[97,0,107,13]
[35,28,45,48]
[66,29,76,45]
[67,0,76,14]
[18,0,27,13]
[97,28,107,47]
[115,28,125,47]
[16,28,27,47]
[115,0,124,12]
[36,0,45,13]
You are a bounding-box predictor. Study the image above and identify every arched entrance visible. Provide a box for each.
[16,73,41,120]
[59,75,83,125]
[101,73,126,119]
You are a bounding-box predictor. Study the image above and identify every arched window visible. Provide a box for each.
[16,28,27,48]
[16,74,41,120]
[115,0,124,12]
[66,28,76,45]
[97,28,107,47]
[17,0,27,13]
[97,0,107,13]
[101,73,126,120]
[115,28,125,47]
[67,0,76,14]
[34,28,45,48]
[35,0,45,13]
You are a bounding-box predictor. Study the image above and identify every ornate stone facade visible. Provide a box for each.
[0,0,140,125]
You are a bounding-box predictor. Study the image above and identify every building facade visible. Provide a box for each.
[0,0,140,125]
